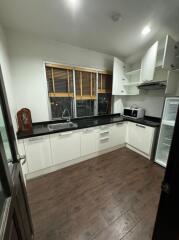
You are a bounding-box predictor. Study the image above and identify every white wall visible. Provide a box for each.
[0,26,17,130]
[6,30,113,122]
[6,30,165,121]
[114,90,165,118]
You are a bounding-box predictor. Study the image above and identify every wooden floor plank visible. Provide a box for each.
[27,147,164,240]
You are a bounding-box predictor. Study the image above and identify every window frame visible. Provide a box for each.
[45,62,112,119]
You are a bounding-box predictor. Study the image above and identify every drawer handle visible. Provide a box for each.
[100,131,109,135]
[136,124,146,128]
[100,137,110,142]
[59,131,73,136]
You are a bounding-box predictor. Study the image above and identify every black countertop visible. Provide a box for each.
[17,114,161,140]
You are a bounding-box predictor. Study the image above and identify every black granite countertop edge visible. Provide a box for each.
[31,113,122,126]
[17,114,161,140]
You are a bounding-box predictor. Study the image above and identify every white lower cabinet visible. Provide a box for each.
[126,122,155,157]
[81,123,127,155]
[50,131,81,165]
[111,122,126,147]
[96,125,112,151]
[22,121,156,176]
[80,128,97,157]
[24,135,52,173]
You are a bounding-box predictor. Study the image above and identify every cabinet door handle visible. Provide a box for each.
[83,129,93,133]
[59,131,73,136]
[100,126,109,130]
[29,137,43,142]
[122,79,126,81]
[136,124,146,128]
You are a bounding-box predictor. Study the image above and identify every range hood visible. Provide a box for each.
[137,80,167,90]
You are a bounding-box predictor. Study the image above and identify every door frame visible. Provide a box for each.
[0,66,34,239]
[0,134,24,240]
[0,67,18,162]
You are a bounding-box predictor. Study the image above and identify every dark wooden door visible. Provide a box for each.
[153,106,179,240]
[0,66,33,240]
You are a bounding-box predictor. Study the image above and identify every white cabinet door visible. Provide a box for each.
[81,128,97,157]
[24,136,52,173]
[162,35,176,69]
[50,131,81,165]
[111,122,126,147]
[112,57,127,95]
[140,41,158,82]
[127,122,155,156]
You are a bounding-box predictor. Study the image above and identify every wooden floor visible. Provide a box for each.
[27,147,164,240]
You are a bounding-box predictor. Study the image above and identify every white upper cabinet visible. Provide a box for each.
[156,35,176,69]
[140,41,158,82]
[112,57,127,95]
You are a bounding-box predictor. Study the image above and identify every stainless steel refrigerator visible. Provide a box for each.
[155,97,179,167]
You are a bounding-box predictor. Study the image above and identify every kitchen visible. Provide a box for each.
[0,0,179,239]
[16,34,179,179]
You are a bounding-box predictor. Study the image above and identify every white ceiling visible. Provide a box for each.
[0,0,179,60]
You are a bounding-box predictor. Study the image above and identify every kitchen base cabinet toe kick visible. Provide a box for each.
[19,122,158,179]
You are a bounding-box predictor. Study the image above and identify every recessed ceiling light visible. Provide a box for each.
[67,0,80,10]
[142,26,151,36]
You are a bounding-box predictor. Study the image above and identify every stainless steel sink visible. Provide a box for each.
[48,122,78,131]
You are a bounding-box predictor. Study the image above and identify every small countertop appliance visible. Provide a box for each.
[123,107,145,119]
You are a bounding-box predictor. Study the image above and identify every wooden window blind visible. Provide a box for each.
[75,70,97,100]
[46,65,73,98]
[75,71,81,96]
[46,67,54,93]
[46,63,113,118]
[98,73,112,93]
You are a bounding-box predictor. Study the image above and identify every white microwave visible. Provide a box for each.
[123,107,145,119]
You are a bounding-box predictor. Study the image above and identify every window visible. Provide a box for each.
[49,97,73,119]
[76,100,94,117]
[98,72,112,115]
[75,69,96,117]
[46,64,74,119]
[98,93,112,115]
[45,63,112,119]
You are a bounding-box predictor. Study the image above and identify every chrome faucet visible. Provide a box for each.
[62,108,71,122]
